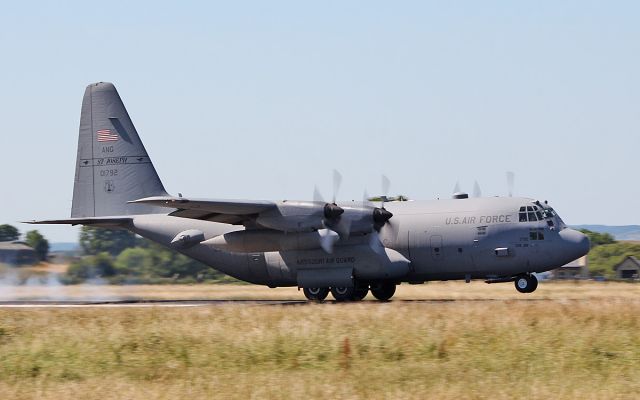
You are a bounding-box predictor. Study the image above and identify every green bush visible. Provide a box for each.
[587,242,640,278]
[66,252,116,282]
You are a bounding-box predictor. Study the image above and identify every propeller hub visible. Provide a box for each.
[373,207,393,224]
[324,203,344,219]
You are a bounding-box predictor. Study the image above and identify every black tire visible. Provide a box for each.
[303,287,329,301]
[527,274,538,293]
[331,286,355,302]
[514,274,538,293]
[352,284,369,301]
[370,282,396,301]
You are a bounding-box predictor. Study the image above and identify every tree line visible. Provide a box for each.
[66,227,230,284]
[0,224,230,284]
[0,224,49,261]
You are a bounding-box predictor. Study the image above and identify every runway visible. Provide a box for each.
[0,297,571,308]
[0,299,308,308]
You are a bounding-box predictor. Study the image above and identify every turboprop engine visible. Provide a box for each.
[255,201,392,237]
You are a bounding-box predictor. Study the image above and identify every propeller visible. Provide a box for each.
[506,171,515,197]
[381,175,391,206]
[368,231,386,255]
[453,181,461,194]
[473,181,482,198]
[313,170,348,253]
[374,175,393,230]
[313,185,325,203]
[332,169,342,204]
[318,228,340,253]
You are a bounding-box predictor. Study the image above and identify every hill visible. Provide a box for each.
[572,225,640,241]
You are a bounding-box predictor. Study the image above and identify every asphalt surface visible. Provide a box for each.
[0,298,564,307]
[0,299,309,308]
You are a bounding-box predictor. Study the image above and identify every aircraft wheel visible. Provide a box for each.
[527,274,538,292]
[303,287,329,301]
[370,282,396,301]
[515,274,538,293]
[331,286,355,302]
[352,284,369,301]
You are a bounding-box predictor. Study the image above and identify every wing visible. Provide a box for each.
[24,216,133,227]
[128,196,276,225]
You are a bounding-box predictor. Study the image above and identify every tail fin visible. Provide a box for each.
[71,82,169,218]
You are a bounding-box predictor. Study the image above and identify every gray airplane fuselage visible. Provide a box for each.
[129,196,588,287]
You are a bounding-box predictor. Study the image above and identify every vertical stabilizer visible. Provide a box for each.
[71,82,169,217]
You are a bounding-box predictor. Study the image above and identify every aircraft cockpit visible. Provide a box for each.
[518,201,566,230]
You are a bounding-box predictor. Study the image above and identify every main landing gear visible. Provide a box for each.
[302,282,395,302]
[514,274,538,293]
[303,287,329,301]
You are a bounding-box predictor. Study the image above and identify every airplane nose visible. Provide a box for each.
[559,228,590,259]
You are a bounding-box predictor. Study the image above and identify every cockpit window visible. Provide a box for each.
[519,205,547,223]
[542,208,556,219]
[526,206,537,221]
[519,207,527,222]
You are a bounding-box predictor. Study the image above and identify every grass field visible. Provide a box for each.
[0,282,639,399]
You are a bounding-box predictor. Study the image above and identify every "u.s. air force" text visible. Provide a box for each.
[445,214,512,225]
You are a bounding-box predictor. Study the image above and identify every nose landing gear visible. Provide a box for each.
[514,274,538,293]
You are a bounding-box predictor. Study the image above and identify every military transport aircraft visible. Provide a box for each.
[29,82,590,301]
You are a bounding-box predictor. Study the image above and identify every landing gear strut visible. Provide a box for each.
[514,274,538,293]
[370,282,396,301]
[303,287,329,301]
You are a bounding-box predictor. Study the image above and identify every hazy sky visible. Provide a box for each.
[1,1,639,242]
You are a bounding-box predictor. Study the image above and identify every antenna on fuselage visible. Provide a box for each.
[381,175,391,209]
[506,171,515,197]
[473,181,482,198]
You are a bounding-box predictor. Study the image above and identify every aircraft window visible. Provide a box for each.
[529,228,545,240]
[519,211,527,222]
[527,212,537,221]
[535,211,543,220]
[526,206,533,212]
[542,208,556,219]
[519,207,526,212]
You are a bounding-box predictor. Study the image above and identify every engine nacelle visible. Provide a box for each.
[254,201,377,236]
[255,201,326,232]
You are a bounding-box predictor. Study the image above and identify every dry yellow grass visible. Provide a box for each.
[0,283,639,399]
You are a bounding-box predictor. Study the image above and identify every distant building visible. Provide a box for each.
[550,256,589,279]
[613,256,640,280]
[0,241,38,265]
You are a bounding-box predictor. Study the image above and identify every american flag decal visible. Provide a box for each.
[97,129,119,142]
